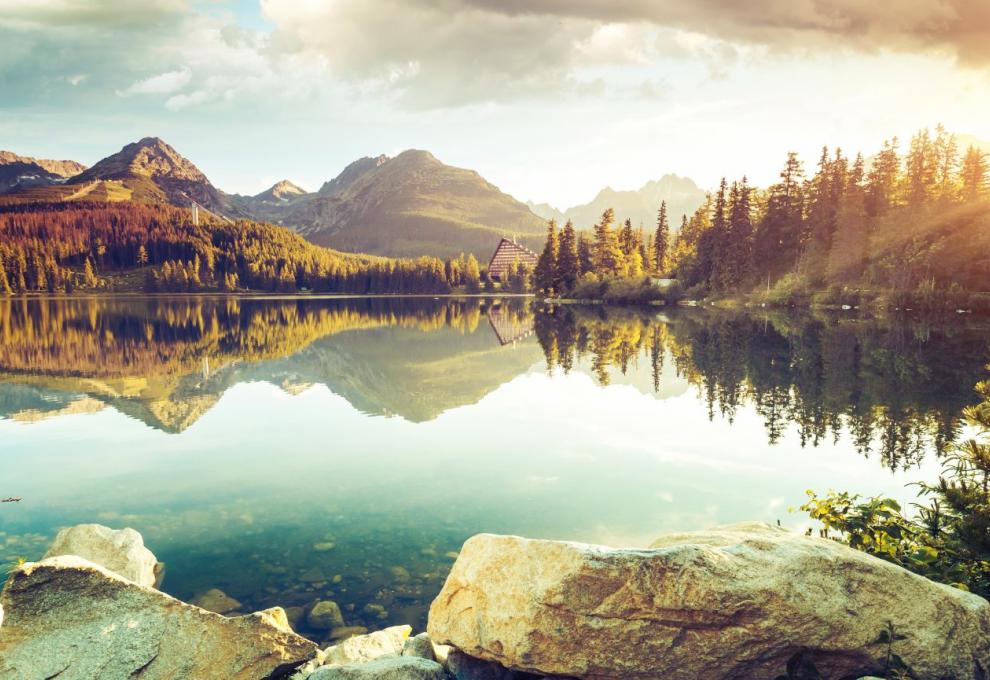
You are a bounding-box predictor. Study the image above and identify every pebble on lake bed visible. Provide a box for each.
[313,542,336,552]
[307,600,345,630]
[190,588,242,614]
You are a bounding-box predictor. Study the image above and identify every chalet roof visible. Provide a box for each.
[487,237,539,272]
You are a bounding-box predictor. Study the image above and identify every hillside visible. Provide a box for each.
[281,150,546,260]
[0,151,86,193]
[0,137,234,216]
[529,174,706,231]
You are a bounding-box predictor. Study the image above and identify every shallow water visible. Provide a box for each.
[1,296,986,640]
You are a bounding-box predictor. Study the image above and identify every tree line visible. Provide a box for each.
[0,202,500,295]
[534,126,990,302]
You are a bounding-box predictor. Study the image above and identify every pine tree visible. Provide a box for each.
[534,219,559,294]
[0,257,11,295]
[619,219,637,260]
[464,254,481,292]
[827,153,869,280]
[960,145,989,201]
[83,257,98,288]
[867,138,900,216]
[556,220,579,293]
[137,245,149,267]
[654,200,670,275]
[593,208,624,276]
[577,232,594,275]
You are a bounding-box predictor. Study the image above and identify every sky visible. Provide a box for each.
[2,0,990,208]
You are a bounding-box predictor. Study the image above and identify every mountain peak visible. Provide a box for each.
[318,154,389,196]
[0,150,86,178]
[255,179,307,202]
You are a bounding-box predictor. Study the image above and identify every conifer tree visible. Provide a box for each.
[654,200,670,275]
[867,138,900,216]
[576,232,594,275]
[961,145,989,201]
[137,245,149,267]
[593,208,624,276]
[464,254,482,292]
[0,258,11,295]
[534,219,559,294]
[83,257,98,288]
[556,220,579,293]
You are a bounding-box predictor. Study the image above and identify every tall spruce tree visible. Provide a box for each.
[534,219,559,294]
[577,232,594,275]
[961,145,989,201]
[592,208,624,276]
[557,220,579,292]
[654,200,670,275]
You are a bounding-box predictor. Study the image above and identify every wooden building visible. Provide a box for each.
[487,238,538,281]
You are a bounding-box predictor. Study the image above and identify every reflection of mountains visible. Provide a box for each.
[0,298,541,431]
[535,305,990,470]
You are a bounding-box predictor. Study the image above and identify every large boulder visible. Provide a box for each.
[323,625,413,665]
[43,523,161,587]
[0,556,319,680]
[428,523,990,680]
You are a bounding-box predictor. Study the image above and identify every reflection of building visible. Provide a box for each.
[487,238,538,281]
[487,304,534,346]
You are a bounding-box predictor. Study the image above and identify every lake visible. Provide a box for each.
[1,296,987,641]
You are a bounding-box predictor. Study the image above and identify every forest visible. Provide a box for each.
[0,202,491,295]
[533,127,990,308]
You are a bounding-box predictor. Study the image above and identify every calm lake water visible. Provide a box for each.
[1,296,988,640]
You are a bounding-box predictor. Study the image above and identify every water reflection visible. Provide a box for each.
[0,296,537,428]
[1,297,988,642]
[535,305,990,470]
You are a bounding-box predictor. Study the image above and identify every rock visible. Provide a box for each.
[402,632,436,661]
[0,556,318,679]
[308,599,346,629]
[445,650,529,680]
[301,567,327,582]
[242,605,294,634]
[390,565,412,582]
[363,602,389,620]
[285,605,307,629]
[428,523,990,680]
[43,523,160,588]
[309,656,446,680]
[330,625,370,640]
[314,542,336,552]
[323,625,412,665]
[190,587,243,614]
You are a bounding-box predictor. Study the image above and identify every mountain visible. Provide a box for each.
[73,137,231,214]
[0,151,86,193]
[531,175,707,232]
[228,179,310,223]
[278,150,546,260]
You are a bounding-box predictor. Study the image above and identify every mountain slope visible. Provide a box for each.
[531,175,707,231]
[281,150,546,259]
[0,151,86,193]
[73,137,231,213]
[229,179,310,223]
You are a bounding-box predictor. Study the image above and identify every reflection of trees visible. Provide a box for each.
[535,306,990,470]
[0,297,522,380]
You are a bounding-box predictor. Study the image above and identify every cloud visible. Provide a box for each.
[119,69,192,96]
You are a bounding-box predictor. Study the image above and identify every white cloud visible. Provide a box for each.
[119,68,191,96]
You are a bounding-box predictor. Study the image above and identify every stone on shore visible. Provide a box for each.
[242,606,295,634]
[309,656,446,680]
[428,522,990,680]
[43,523,160,588]
[323,625,413,666]
[191,587,243,614]
[402,632,436,661]
[0,556,318,680]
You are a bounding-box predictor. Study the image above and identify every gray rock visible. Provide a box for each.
[401,632,436,661]
[0,556,318,680]
[190,587,242,614]
[429,523,990,680]
[43,523,160,587]
[310,656,446,680]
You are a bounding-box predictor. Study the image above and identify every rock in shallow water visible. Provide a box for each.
[0,556,318,680]
[191,587,243,614]
[43,523,160,588]
[427,522,990,680]
[309,599,346,629]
